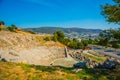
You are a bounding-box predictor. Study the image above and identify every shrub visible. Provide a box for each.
[52,31,90,49]
[11,24,18,29]
[44,36,52,41]
[7,26,16,32]
[0,21,5,25]
[112,43,120,48]
[27,30,36,34]
[53,30,65,42]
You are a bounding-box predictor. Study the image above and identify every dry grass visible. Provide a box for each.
[44,41,65,48]
[83,53,107,62]
[0,61,118,80]
[15,29,30,34]
[0,25,5,28]
[0,61,77,80]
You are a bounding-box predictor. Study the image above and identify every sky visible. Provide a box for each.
[0,0,119,29]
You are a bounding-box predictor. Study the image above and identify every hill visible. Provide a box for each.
[23,27,102,34]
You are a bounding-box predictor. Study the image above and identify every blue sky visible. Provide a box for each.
[0,0,119,29]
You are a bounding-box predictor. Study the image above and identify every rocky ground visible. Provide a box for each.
[68,48,120,69]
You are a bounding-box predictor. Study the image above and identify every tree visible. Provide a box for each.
[98,30,113,46]
[44,36,52,41]
[61,38,70,45]
[11,24,18,29]
[52,30,89,49]
[101,0,120,24]
[69,40,78,49]
[98,29,120,48]
[27,30,36,34]
[53,31,65,42]
[53,32,58,42]
[82,40,90,46]
[112,28,120,42]
[7,26,15,32]
[0,21,5,25]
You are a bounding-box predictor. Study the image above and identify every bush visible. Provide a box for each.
[52,31,89,49]
[27,30,36,34]
[6,24,19,32]
[82,40,89,46]
[53,30,65,42]
[53,33,58,42]
[11,24,18,29]
[61,38,70,45]
[7,26,16,32]
[44,36,52,41]
[0,21,5,25]
[112,43,120,48]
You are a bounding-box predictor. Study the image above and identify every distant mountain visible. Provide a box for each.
[23,27,102,34]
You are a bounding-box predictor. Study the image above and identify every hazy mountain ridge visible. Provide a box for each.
[23,27,102,34]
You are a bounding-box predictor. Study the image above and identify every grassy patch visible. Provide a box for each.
[0,61,119,80]
[83,53,107,62]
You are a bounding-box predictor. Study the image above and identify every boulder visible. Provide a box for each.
[73,62,87,68]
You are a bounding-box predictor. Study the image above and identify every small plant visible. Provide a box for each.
[27,30,36,34]
[44,36,52,41]
[7,26,16,32]
[0,21,5,25]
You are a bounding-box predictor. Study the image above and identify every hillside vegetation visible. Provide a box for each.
[0,61,120,80]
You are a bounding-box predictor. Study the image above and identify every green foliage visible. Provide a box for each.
[53,32,58,42]
[53,30,65,42]
[61,38,70,45]
[101,0,120,24]
[11,24,18,29]
[112,43,120,48]
[27,30,36,34]
[53,31,79,49]
[92,39,99,44]
[44,36,52,41]
[98,28,120,48]
[52,31,89,49]
[0,21,5,25]
[1,61,120,80]
[7,26,16,32]
[82,40,90,46]
[69,40,78,49]
[6,24,18,32]
[112,28,120,41]
[68,38,84,49]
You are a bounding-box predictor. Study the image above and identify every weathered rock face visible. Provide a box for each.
[0,31,66,66]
